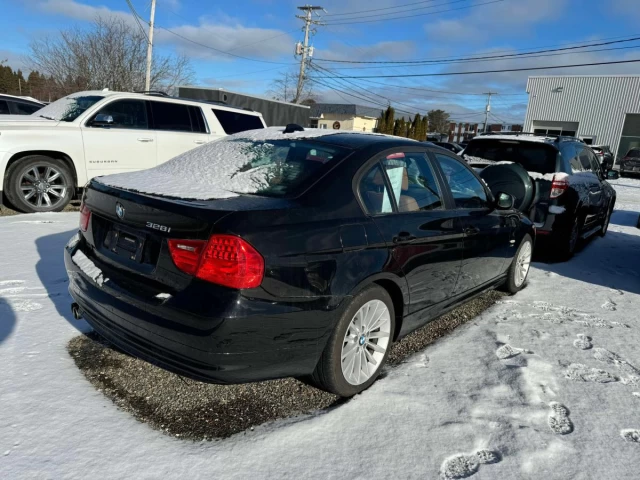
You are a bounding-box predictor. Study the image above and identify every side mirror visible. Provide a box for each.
[607,170,620,180]
[496,192,515,210]
[92,114,114,126]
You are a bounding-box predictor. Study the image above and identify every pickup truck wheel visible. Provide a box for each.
[307,285,395,397]
[5,156,74,213]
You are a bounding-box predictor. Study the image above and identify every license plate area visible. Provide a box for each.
[104,225,146,262]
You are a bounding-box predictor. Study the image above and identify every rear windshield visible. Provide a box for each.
[228,139,349,197]
[464,139,558,174]
[212,108,264,134]
[627,149,640,158]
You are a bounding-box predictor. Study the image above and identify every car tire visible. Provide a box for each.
[307,285,395,397]
[558,213,582,260]
[599,200,615,237]
[502,234,533,294]
[4,156,74,213]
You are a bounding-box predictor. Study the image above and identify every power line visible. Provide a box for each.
[154,24,295,65]
[324,0,467,22]
[319,58,640,78]
[323,0,440,17]
[314,36,640,65]
[125,0,150,43]
[356,78,528,96]
[323,0,503,25]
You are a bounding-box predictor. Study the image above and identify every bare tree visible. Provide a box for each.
[267,71,314,103]
[27,16,194,97]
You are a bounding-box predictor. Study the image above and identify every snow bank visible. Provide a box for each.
[99,127,391,200]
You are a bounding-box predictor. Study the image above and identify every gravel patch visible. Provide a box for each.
[0,201,81,216]
[68,290,505,440]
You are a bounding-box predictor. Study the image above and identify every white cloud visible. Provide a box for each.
[35,0,294,61]
[425,0,570,43]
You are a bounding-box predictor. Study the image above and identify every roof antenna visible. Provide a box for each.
[283,123,305,134]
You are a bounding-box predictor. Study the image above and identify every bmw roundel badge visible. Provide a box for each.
[115,202,125,220]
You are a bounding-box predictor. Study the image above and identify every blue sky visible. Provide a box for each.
[1,0,639,123]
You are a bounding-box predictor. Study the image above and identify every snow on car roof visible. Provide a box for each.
[471,134,555,143]
[98,127,389,200]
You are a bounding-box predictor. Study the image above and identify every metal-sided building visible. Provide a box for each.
[178,86,311,127]
[524,75,640,159]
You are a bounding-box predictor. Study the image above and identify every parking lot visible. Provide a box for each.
[1,177,639,479]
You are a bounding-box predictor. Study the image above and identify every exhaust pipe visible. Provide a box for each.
[71,303,83,320]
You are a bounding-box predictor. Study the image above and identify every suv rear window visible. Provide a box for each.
[212,108,264,134]
[464,139,558,174]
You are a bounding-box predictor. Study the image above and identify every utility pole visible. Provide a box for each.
[294,5,324,104]
[144,0,157,92]
[483,92,497,133]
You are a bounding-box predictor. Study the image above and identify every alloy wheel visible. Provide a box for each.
[514,241,532,287]
[19,166,68,209]
[341,299,391,386]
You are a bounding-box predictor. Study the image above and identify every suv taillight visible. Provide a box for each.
[168,235,264,289]
[550,173,569,199]
[79,204,91,232]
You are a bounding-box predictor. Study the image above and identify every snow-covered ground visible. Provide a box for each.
[2,178,640,479]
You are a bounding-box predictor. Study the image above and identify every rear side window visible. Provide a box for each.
[578,148,593,172]
[212,108,264,134]
[464,139,557,174]
[150,101,192,132]
[628,149,640,158]
[0,100,9,115]
[10,102,41,115]
[359,164,394,214]
[381,152,443,212]
[189,106,207,133]
[435,153,489,209]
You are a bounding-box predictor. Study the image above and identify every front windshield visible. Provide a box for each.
[34,95,104,122]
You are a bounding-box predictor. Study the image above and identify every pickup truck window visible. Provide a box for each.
[211,108,264,134]
[10,102,42,115]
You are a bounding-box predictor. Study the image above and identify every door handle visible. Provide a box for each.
[194,140,207,145]
[137,137,154,142]
[392,232,416,243]
[464,226,480,236]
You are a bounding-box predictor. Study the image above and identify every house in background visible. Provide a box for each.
[448,123,479,143]
[309,104,381,132]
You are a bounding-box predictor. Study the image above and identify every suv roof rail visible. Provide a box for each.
[478,131,584,143]
[134,90,170,97]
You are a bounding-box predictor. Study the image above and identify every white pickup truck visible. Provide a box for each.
[0,90,267,213]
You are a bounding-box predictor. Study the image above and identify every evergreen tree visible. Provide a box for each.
[383,106,395,134]
[420,116,429,140]
[393,118,405,137]
[410,114,421,140]
[376,109,386,134]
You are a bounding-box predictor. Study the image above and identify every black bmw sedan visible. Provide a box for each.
[65,126,535,397]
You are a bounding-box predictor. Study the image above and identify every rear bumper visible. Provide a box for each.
[65,237,339,384]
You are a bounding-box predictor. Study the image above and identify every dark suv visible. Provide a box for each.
[620,147,640,177]
[463,133,616,258]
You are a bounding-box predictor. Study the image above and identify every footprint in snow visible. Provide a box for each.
[441,449,500,479]
[565,363,618,383]
[620,429,640,443]
[593,348,640,384]
[496,344,520,360]
[610,289,624,296]
[533,301,554,311]
[633,392,640,399]
[548,402,573,435]
[601,300,617,311]
[573,334,593,350]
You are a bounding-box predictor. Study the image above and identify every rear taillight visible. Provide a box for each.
[79,204,91,232]
[550,173,569,199]
[168,235,264,289]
